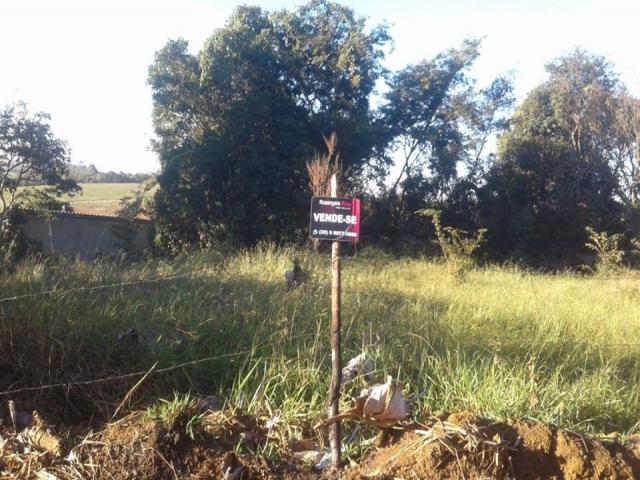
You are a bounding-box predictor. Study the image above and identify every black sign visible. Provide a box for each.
[309,197,361,243]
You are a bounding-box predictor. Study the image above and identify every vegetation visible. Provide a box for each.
[585,226,625,273]
[145,2,640,267]
[149,1,390,248]
[0,103,78,243]
[115,177,158,219]
[4,5,640,477]
[2,2,638,269]
[66,163,151,184]
[2,246,640,436]
[479,50,637,263]
[420,209,487,278]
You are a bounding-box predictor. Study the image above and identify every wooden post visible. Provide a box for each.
[329,173,342,467]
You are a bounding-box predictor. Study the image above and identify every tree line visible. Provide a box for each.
[66,164,151,184]
[2,0,639,268]
[148,1,640,266]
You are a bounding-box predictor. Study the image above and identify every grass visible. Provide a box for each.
[1,245,640,441]
[18,183,145,216]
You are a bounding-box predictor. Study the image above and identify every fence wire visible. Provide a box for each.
[0,350,247,397]
[2,266,640,398]
[0,270,208,304]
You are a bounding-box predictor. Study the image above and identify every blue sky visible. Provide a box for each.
[1,0,639,173]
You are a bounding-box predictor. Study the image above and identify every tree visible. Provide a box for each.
[0,103,78,235]
[611,91,640,229]
[151,7,310,247]
[150,2,391,248]
[480,50,625,261]
[273,0,391,185]
[382,40,480,199]
[382,41,513,203]
[368,40,513,245]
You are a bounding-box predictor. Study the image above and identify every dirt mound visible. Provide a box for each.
[0,409,321,479]
[3,409,640,479]
[75,412,319,480]
[345,413,640,479]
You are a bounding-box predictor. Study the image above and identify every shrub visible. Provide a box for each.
[584,227,624,274]
[419,209,487,278]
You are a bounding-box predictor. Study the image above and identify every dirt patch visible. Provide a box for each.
[345,413,640,480]
[0,410,323,479]
[3,410,640,479]
[76,412,320,480]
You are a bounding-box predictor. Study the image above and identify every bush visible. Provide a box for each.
[419,209,487,278]
[584,227,624,274]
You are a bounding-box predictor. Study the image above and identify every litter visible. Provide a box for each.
[316,375,409,429]
[342,352,375,385]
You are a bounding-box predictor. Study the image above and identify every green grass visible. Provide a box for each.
[1,245,640,439]
[18,183,144,215]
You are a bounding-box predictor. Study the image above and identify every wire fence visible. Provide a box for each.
[2,265,640,399]
[0,350,249,397]
[3,338,640,399]
[0,269,209,304]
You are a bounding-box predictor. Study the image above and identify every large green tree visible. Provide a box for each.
[480,50,627,261]
[365,40,513,244]
[610,91,640,224]
[0,103,78,234]
[272,1,391,185]
[150,1,390,248]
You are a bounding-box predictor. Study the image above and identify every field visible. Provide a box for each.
[18,183,141,216]
[2,246,640,477]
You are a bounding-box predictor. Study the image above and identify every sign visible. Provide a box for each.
[310,196,360,243]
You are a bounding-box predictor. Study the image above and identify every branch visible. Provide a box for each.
[390,137,420,193]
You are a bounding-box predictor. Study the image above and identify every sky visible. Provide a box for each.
[1,0,639,174]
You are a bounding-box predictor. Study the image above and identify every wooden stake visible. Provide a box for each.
[329,173,342,467]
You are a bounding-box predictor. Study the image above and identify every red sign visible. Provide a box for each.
[309,197,360,243]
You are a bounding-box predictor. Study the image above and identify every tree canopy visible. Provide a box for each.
[148,2,640,266]
[480,50,630,260]
[0,103,78,231]
[150,1,391,248]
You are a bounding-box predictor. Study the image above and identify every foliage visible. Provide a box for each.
[150,1,390,248]
[382,39,480,199]
[66,163,151,184]
[0,210,19,271]
[0,102,78,265]
[480,50,626,263]
[0,103,78,229]
[147,393,202,440]
[108,178,158,259]
[18,187,73,213]
[420,209,487,277]
[146,5,640,262]
[584,226,624,273]
[116,177,157,220]
[360,40,513,249]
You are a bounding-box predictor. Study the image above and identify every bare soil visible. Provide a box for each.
[2,410,640,479]
[346,412,640,480]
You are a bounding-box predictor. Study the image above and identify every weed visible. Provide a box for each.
[146,393,202,440]
[419,209,487,278]
[585,226,624,273]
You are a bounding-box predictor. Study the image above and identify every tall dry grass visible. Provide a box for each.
[1,245,640,437]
